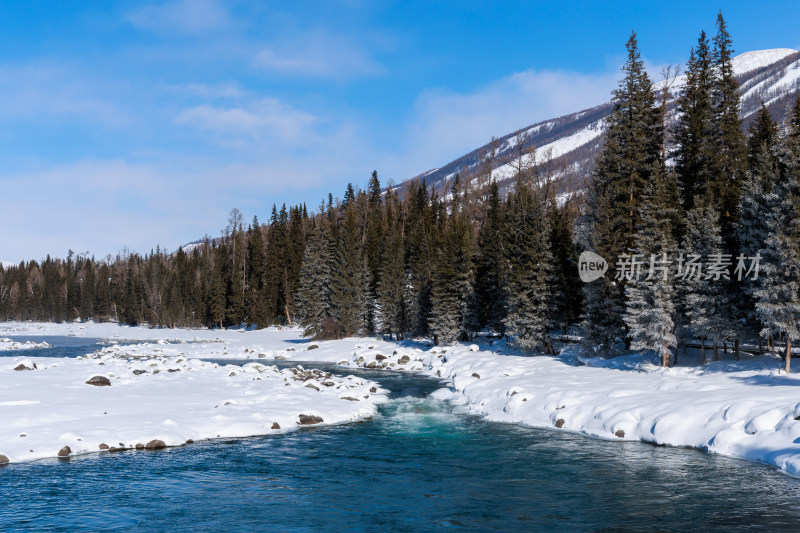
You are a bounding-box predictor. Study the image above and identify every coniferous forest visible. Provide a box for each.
[2,13,800,367]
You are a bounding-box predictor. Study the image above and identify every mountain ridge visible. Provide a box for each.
[399,48,800,198]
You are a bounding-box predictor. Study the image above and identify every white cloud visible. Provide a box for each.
[0,158,330,262]
[392,68,619,177]
[127,0,230,35]
[0,63,131,128]
[175,98,317,141]
[253,31,384,79]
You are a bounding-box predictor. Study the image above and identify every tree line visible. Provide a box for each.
[2,12,799,366]
[582,13,800,371]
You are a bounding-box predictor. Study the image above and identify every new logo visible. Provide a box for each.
[578,251,608,282]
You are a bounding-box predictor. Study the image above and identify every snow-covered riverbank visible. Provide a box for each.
[3,321,800,476]
[0,323,386,464]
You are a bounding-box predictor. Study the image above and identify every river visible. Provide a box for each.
[1,338,800,531]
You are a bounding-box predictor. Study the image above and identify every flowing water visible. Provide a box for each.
[2,338,800,531]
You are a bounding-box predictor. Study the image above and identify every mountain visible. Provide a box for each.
[399,48,800,199]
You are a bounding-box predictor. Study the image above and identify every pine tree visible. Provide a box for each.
[429,204,475,345]
[295,219,334,338]
[329,200,368,337]
[377,193,407,340]
[623,164,678,367]
[503,178,553,352]
[710,12,747,251]
[680,204,734,363]
[756,96,800,373]
[548,204,582,334]
[737,104,780,341]
[475,181,507,334]
[582,32,662,353]
[674,31,714,212]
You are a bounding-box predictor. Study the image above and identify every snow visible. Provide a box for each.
[0,323,386,464]
[731,48,798,75]
[0,338,50,351]
[4,321,800,477]
[490,119,606,181]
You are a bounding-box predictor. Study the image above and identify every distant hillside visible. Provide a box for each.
[398,48,800,198]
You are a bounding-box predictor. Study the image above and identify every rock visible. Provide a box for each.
[86,375,111,386]
[356,356,365,365]
[0,454,8,464]
[14,361,37,371]
[271,422,281,430]
[342,397,359,401]
[275,354,288,360]
[471,373,481,379]
[322,381,335,387]
[615,430,625,438]
[109,447,126,453]
[57,446,72,457]
[367,362,377,369]
[555,419,565,429]
[375,354,387,361]
[307,344,319,350]
[370,386,377,393]
[135,443,145,450]
[298,414,323,425]
[167,368,180,373]
[398,355,410,364]
[186,439,194,444]
[145,439,167,450]
[305,383,320,391]
[99,443,109,450]
[132,369,148,375]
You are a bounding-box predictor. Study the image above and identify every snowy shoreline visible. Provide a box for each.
[3,321,800,477]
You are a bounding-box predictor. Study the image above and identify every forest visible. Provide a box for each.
[2,13,799,368]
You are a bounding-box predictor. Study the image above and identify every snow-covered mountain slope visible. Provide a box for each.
[402,48,800,197]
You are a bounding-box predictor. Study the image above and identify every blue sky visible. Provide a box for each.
[1,1,799,263]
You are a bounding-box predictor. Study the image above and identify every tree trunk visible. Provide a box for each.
[713,342,718,362]
[662,343,671,367]
[786,337,792,374]
[723,341,728,354]
[735,338,740,361]
[701,337,706,365]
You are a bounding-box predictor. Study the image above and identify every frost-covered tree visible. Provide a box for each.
[329,204,368,337]
[503,177,552,352]
[756,97,800,373]
[295,220,334,338]
[429,201,475,344]
[680,204,734,363]
[737,104,780,342]
[624,164,678,367]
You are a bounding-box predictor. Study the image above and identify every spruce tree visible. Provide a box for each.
[680,204,734,363]
[623,163,678,366]
[503,177,553,352]
[329,200,368,337]
[737,104,780,341]
[756,97,800,373]
[295,219,334,338]
[710,12,747,251]
[429,204,475,345]
[377,193,407,340]
[475,181,507,334]
[582,31,662,353]
[674,31,714,212]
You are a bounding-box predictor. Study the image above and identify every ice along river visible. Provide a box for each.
[1,342,800,531]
